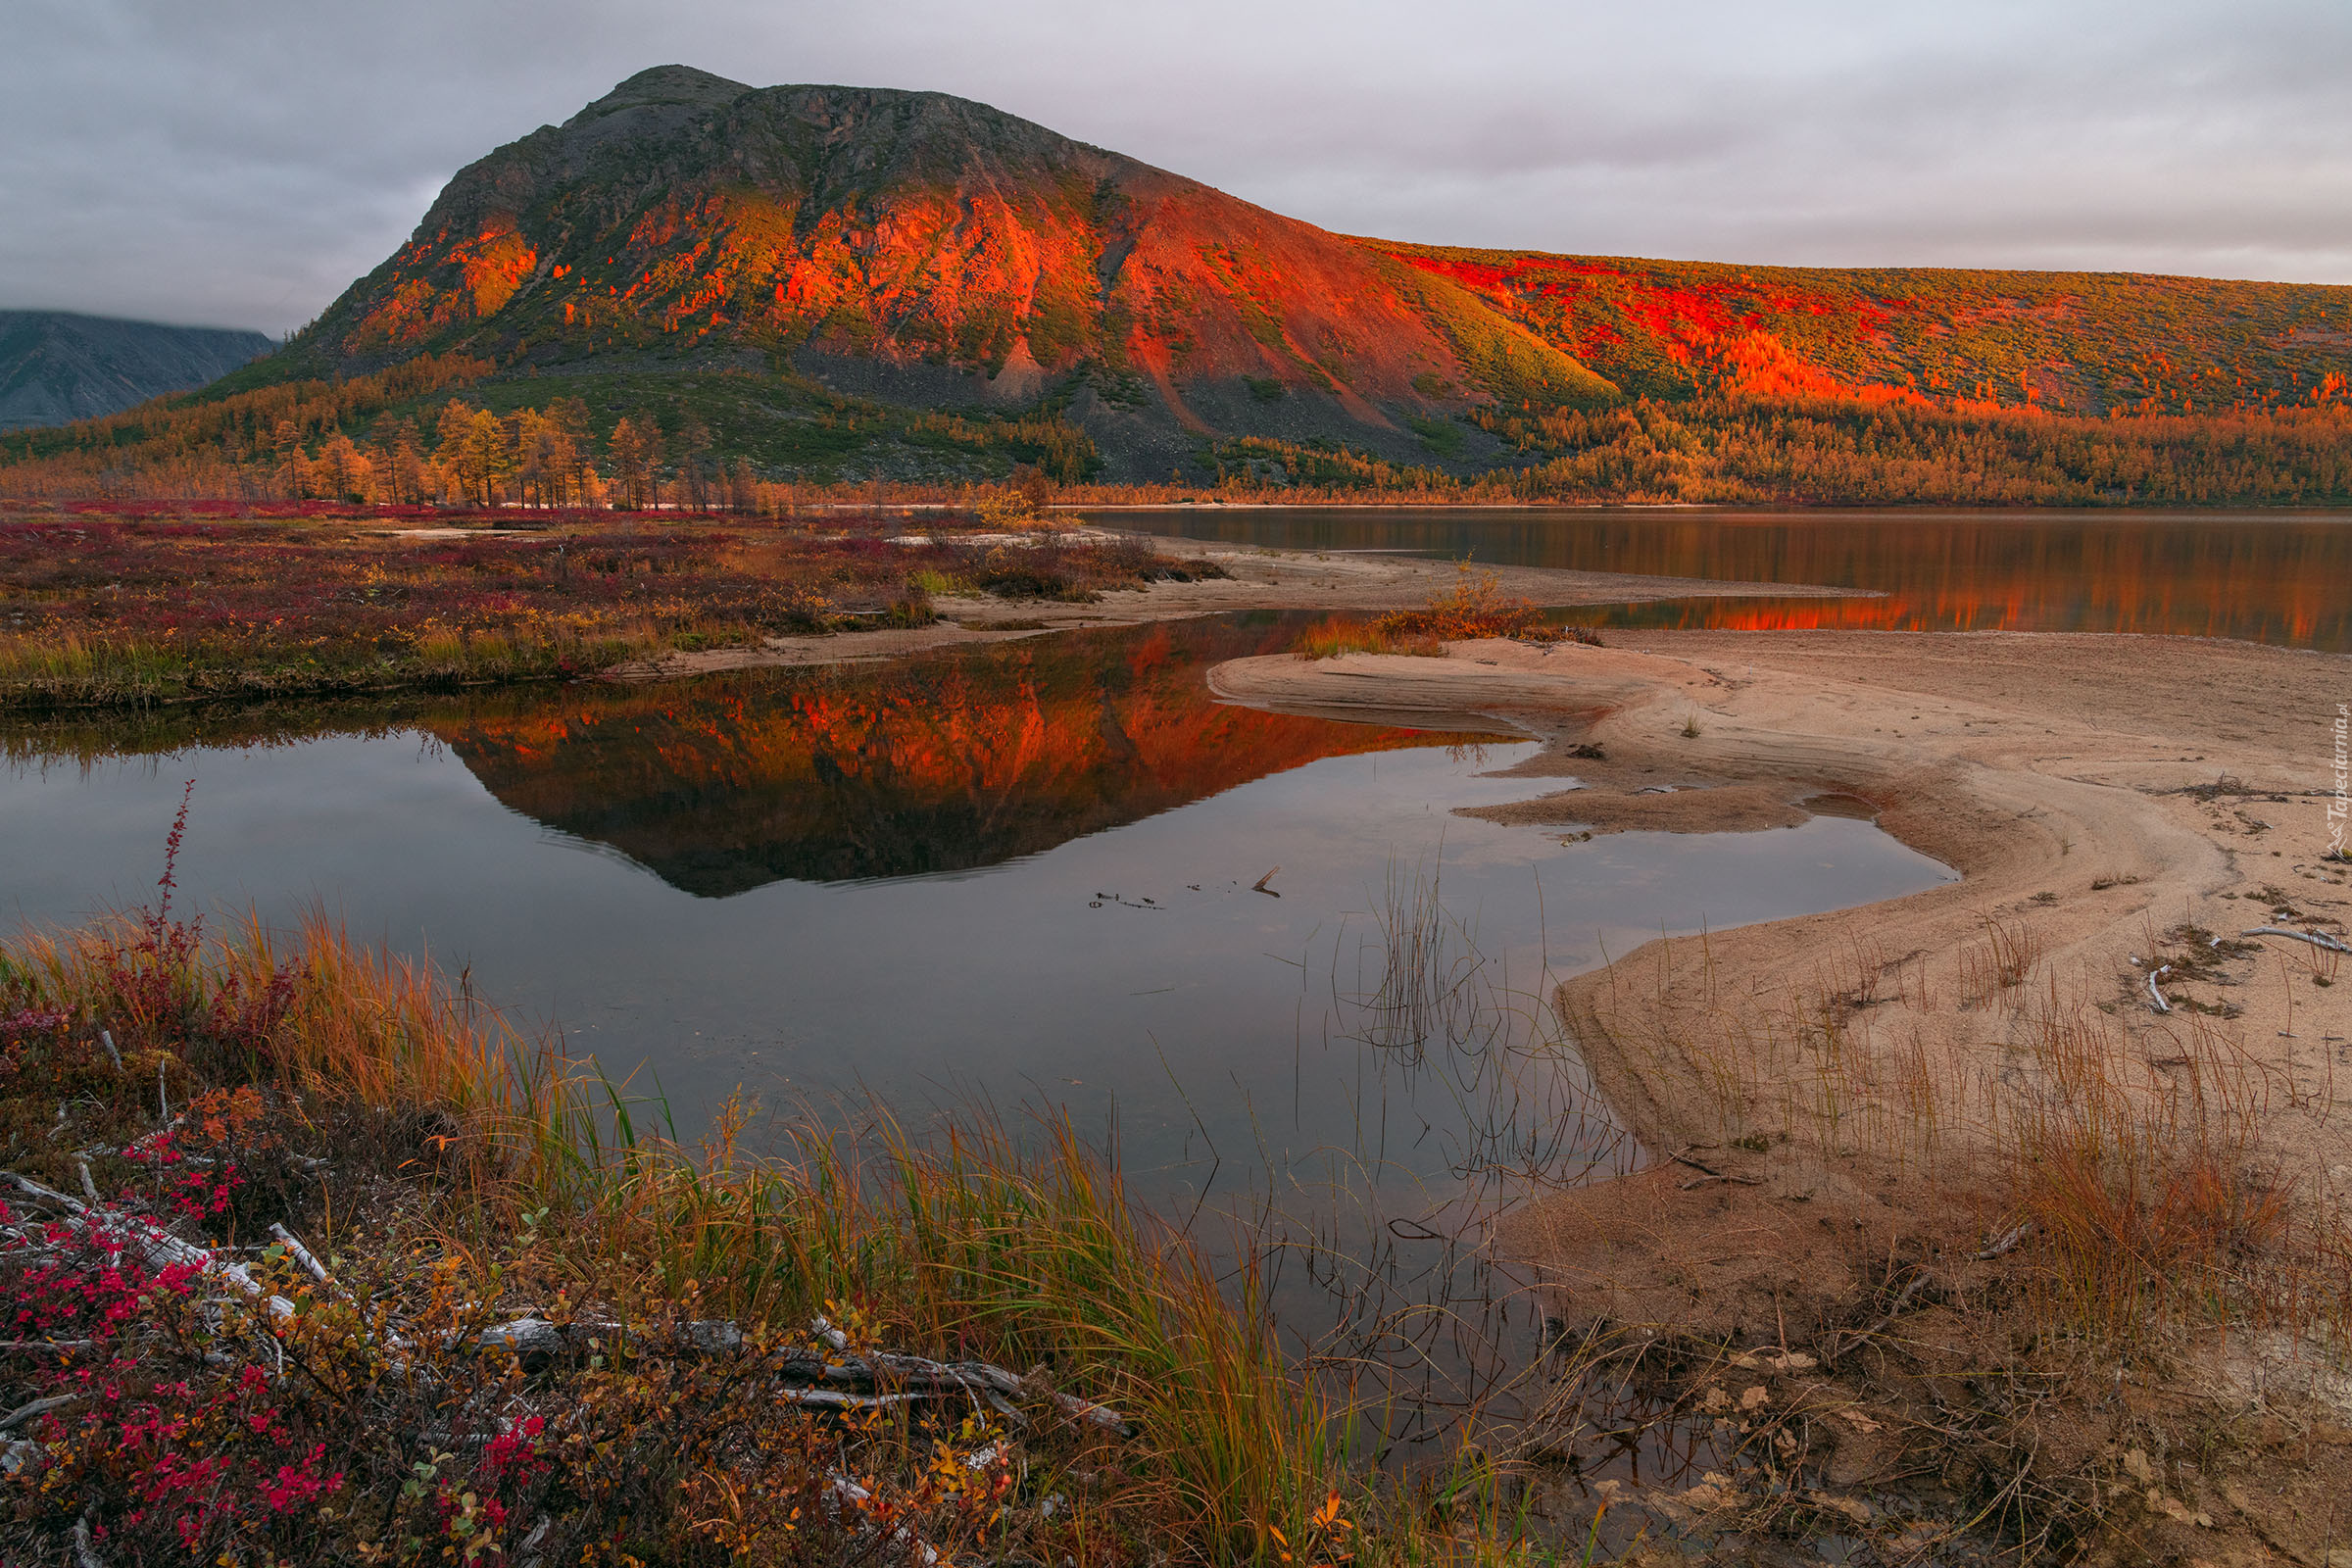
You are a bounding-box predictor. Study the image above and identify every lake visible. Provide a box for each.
[15,505,2323,1480]
[1,612,1954,1220]
[1100,506,2352,650]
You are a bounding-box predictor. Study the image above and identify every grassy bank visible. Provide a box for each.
[0,862,1513,1564]
[0,507,1207,711]
[1293,564,1603,660]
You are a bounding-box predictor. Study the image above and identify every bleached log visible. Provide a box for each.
[2241,926,2351,955]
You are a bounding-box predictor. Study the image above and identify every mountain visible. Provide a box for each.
[0,312,271,431]
[6,66,2348,498]
[263,64,1617,479]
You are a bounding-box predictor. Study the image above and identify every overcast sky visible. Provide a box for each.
[5,0,2348,334]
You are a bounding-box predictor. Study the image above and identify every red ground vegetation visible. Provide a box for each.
[0,508,1194,709]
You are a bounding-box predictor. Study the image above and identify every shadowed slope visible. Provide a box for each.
[0,312,271,430]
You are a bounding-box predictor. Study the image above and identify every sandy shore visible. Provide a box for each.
[1211,628,2351,1554]
[1212,628,2349,1245]
[607,531,1863,679]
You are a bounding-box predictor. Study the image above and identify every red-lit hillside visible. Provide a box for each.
[284,67,1611,472]
[11,65,2347,498]
[1370,244,2351,418]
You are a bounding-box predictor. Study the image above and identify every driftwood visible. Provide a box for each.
[1974,1220,2034,1260]
[0,1395,77,1433]
[2242,926,2352,955]
[2146,964,2174,1013]
[268,1223,334,1287]
[467,1314,1133,1436]
[1,1176,1134,1437]
[1825,1272,1935,1366]
[1,1170,294,1321]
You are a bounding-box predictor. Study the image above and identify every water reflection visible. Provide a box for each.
[1,613,1963,1510]
[438,614,1502,895]
[1104,508,2352,650]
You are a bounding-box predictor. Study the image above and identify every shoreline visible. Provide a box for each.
[606,531,1868,680]
[1207,627,2352,1557]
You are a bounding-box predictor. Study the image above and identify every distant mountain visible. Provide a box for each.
[0,312,272,430]
[8,66,2347,499]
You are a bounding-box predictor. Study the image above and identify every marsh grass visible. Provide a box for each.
[1233,852,1644,1527]
[6,896,1597,1562]
[1294,617,1432,662]
[1292,564,1600,662]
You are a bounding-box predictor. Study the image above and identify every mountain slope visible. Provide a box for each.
[279,65,1612,476]
[1372,243,2352,418]
[0,312,271,430]
[7,66,2348,499]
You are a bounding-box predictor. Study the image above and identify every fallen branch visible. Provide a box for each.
[468,1313,1136,1436]
[267,1223,334,1287]
[1827,1271,1935,1365]
[2242,926,2351,955]
[0,1394,77,1433]
[1,1170,292,1321]
[2146,964,2173,1013]
[1974,1220,2034,1260]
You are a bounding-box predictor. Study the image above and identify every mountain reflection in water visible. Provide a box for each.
[436,613,1499,895]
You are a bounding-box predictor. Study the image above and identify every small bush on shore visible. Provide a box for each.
[1296,565,1601,660]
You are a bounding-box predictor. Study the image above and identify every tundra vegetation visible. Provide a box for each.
[5,754,2347,1561]
[0,816,1390,1565]
[0,503,1208,711]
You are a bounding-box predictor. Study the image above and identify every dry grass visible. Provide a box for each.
[3,901,1576,1563]
[1293,565,1603,662]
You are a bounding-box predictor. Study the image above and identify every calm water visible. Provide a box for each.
[1101,507,2352,650]
[2,613,1953,1211]
[3,609,1961,1484]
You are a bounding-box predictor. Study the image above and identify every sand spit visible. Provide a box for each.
[607,531,1862,678]
[1212,629,2352,1560]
